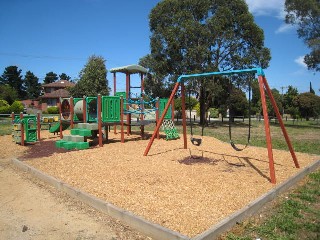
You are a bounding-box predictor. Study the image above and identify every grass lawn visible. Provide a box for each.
[224,169,320,240]
[171,119,320,155]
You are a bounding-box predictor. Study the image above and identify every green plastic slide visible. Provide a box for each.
[49,122,70,133]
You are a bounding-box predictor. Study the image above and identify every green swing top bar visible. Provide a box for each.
[177,67,265,83]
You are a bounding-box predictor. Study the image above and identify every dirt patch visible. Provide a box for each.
[2,130,319,237]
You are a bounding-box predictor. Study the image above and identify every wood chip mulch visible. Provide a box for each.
[2,130,318,237]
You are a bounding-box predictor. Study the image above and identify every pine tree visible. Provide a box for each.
[0,66,26,99]
[24,71,41,99]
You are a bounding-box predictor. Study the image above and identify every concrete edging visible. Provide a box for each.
[12,158,320,240]
[191,159,320,240]
[12,158,189,240]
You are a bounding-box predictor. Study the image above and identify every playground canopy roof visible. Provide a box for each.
[110,64,148,74]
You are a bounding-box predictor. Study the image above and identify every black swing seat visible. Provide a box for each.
[230,140,249,151]
[191,136,202,146]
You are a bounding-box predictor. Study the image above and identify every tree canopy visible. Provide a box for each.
[24,71,41,99]
[44,71,58,84]
[285,0,320,71]
[69,55,110,97]
[141,0,270,123]
[0,66,26,99]
[59,73,71,81]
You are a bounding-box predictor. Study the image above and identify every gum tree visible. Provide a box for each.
[285,0,320,71]
[69,55,110,97]
[141,0,270,123]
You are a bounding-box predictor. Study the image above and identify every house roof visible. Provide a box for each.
[42,80,75,88]
[40,89,71,99]
[110,64,148,74]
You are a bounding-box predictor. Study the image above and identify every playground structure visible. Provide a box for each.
[11,112,41,145]
[144,67,300,184]
[54,64,178,150]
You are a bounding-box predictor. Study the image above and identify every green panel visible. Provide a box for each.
[25,129,37,142]
[159,98,172,120]
[102,96,121,122]
[115,92,126,111]
[86,97,98,123]
[73,98,83,121]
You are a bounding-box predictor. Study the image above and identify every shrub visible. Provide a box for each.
[209,108,219,118]
[0,99,9,107]
[10,101,24,113]
[47,106,59,114]
[0,105,11,114]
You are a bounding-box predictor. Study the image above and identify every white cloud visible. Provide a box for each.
[245,0,285,18]
[294,56,307,68]
[275,23,295,34]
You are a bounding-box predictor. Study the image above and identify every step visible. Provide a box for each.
[85,123,98,130]
[63,142,76,150]
[71,135,85,142]
[78,129,92,137]
[55,140,67,148]
[70,128,80,135]
[75,142,89,150]
[63,135,73,141]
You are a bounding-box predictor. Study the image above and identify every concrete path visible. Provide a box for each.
[0,157,148,240]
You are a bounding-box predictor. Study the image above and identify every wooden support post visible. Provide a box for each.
[171,98,175,122]
[37,112,41,141]
[181,83,187,149]
[70,97,74,129]
[262,76,300,168]
[140,73,145,137]
[156,99,160,139]
[20,112,25,146]
[98,94,103,147]
[120,97,124,143]
[258,76,276,184]
[113,72,117,95]
[144,82,180,156]
[59,98,63,139]
[83,95,87,123]
[113,73,117,134]
[126,73,131,135]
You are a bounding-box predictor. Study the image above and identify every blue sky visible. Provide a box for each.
[0,0,318,94]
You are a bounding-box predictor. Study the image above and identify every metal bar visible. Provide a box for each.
[177,68,264,83]
[262,76,300,168]
[181,83,187,149]
[258,75,276,184]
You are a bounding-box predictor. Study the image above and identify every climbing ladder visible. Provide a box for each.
[55,123,98,150]
[161,119,179,140]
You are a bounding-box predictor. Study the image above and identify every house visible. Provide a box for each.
[40,80,75,110]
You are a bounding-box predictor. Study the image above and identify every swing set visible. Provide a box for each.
[143,67,300,184]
